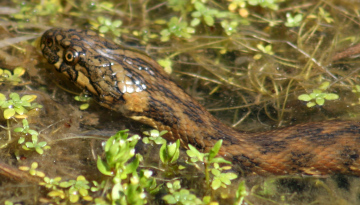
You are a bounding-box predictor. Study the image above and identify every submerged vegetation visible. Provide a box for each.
[0,0,360,204]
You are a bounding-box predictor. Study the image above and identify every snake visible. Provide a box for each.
[40,28,360,176]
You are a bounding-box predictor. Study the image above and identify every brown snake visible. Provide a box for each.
[40,28,360,176]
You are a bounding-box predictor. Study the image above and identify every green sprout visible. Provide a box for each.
[14,118,50,154]
[211,163,237,190]
[247,0,281,10]
[254,43,274,59]
[14,118,38,143]
[74,94,92,110]
[235,181,248,204]
[11,0,61,22]
[90,16,127,38]
[38,174,94,203]
[132,28,159,44]
[159,139,181,166]
[298,82,339,107]
[143,130,185,172]
[96,130,156,204]
[160,17,195,42]
[186,140,238,190]
[19,162,45,177]
[307,7,334,24]
[47,189,66,202]
[352,85,360,93]
[157,58,173,74]
[191,2,219,26]
[0,67,25,85]
[142,129,167,145]
[4,201,13,205]
[87,1,114,12]
[90,180,106,192]
[168,0,189,11]
[285,13,303,27]
[318,7,334,23]
[0,93,42,119]
[59,175,93,203]
[221,19,240,36]
[162,180,203,205]
[228,0,281,12]
[39,177,62,190]
[22,134,50,154]
[0,92,42,148]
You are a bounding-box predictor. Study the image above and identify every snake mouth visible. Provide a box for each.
[42,46,59,64]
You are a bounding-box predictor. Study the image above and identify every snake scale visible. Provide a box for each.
[40,28,360,176]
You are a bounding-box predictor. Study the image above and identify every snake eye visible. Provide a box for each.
[64,48,79,65]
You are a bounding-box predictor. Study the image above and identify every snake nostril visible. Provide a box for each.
[46,38,53,47]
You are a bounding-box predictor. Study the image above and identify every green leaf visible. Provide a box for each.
[159,143,167,164]
[21,95,37,102]
[220,174,231,185]
[99,26,109,33]
[14,106,26,115]
[37,141,47,147]
[79,188,89,196]
[158,58,173,74]
[14,127,24,132]
[31,134,38,143]
[163,195,177,204]
[173,180,181,190]
[28,130,39,135]
[211,178,221,190]
[169,140,180,163]
[208,140,222,161]
[25,142,34,148]
[112,20,122,28]
[96,157,112,176]
[298,94,311,101]
[142,137,150,144]
[319,81,330,90]
[204,15,214,26]
[0,93,6,101]
[22,118,29,127]
[13,67,25,76]
[315,97,325,105]
[306,102,316,107]
[111,183,122,200]
[4,108,15,119]
[35,147,44,154]
[235,181,247,199]
[154,137,166,144]
[209,157,231,164]
[80,103,89,110]
[225,172,238,180]
[69,194,79,203]
[125,154,140,174]
[18,137,25,144]
[211,169,221,176]
[9,93,20,101]
[324,93,339,100]
[191,18,200,27]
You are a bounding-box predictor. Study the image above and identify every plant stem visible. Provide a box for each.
[0,119,11,149]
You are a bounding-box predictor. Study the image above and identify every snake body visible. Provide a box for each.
[41,28,360,176]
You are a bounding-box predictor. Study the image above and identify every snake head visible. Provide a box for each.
[40,28,88,82]
[41,28,61,65]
